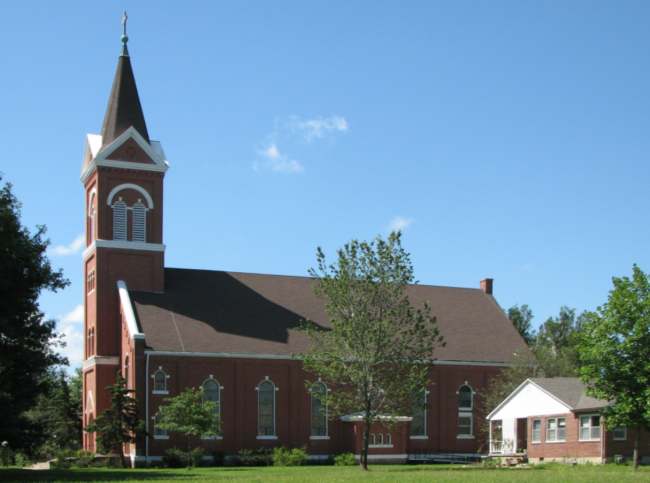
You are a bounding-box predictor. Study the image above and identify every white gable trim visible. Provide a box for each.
[82,240,165,260]
[117,280,145,340]
[486,379,573,420]
[107,183,154,209]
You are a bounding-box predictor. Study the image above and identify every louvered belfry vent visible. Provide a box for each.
[112,199,128,240]
[132,200,147,242]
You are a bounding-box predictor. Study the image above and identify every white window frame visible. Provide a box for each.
[579,414,601,441]
[152,413,169,440]
[131,199,148,242]
[111,198,128,240]
[531,418,542,443]
[612,426,627,441]
[151,367,169,395]
[457,383,475,439]
[256,376,278,440]
[309,380,329,440]
[545,417,566,442]
[410,388,429,439]
[201,376,224,440]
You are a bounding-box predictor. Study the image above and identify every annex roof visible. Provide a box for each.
[530,377,608,411]
[130,268,529,364]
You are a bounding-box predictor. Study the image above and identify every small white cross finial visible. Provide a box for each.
[122,11,128,37]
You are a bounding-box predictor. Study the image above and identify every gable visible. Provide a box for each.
[106,137,155,164]
[489,380,571,420]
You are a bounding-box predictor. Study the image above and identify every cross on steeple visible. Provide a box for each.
[121,11,129,56]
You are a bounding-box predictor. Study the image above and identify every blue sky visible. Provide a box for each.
[2,1,649,369]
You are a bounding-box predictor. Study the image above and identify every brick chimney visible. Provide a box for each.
[480,278,493,295]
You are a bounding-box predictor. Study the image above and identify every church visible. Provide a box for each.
[80,27,529,466]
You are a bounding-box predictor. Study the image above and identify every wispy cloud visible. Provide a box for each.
[58,304,84,369]
[288,115,349,142]
[254,143,304,174]
[387,216,414,233]
[50,234,85,256]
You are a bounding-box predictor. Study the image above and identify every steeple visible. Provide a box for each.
[100,12,150,146]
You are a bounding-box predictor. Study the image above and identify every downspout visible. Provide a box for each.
[145,352,150,463]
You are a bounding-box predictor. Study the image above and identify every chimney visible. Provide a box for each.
[480,278,493,295]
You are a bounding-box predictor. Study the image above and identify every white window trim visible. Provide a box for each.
[256,376,278,437]
[410,388,429,439]
[457,411,474,439]
[107,183,155,209]
[200,376,223,440]
[612,426,627,441]
[531,418,542,443]
[545,417,567,443]
[151,367,170,395]
[578,413,601,442]
[152,415,169,440]
[309,380,329,438]
[309,435,330,441]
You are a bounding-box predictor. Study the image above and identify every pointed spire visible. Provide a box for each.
[101,12,150,146]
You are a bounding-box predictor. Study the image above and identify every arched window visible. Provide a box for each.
[112,198,127,240]
[457,384,474,438]
[257,378,276,437]
[153,412,168,439]
[131,199,147,242]
[88,192,96,242]
[123,355,130,381]
[202,378,221,436]
[310,382,328,437]
[385,433,392,445]
[410,389,427,437]
[152,368,168,394]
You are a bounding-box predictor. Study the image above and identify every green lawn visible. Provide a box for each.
[1,464,649,483]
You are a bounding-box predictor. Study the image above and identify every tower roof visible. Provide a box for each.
[100,15,150,146]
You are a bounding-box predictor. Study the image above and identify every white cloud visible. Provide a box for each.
[58,304,84,369]
[387,216,414,233]
[290,115,349,142]
[50,234,85,256]
[255,143,304,174]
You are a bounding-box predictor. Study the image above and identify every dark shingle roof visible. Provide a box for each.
[130,268,530,363]
[531,377,608,411]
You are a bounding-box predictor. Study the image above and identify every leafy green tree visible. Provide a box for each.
[577,265,650,469]
[507,305,534,345]
[24,368,82,458]
[156,387,219,467]
[0,176,68,451]
[86,374,142,467]
[301,232,444,470]
[534,306,587,377]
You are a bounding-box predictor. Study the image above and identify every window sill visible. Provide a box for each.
[456,435,475,440]
[578,439,600,442]
[410,435,428,440]
[153,435,169,440]
[545,440,567,444]
[256,435,278,440]
[309,436,330,440]
[152,391,169,395]
[369,444,394,449]
[201,436,223,440]
[613,438,627,442]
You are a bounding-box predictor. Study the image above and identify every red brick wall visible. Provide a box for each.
[527,412,602,461]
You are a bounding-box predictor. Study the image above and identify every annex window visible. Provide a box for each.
[202,378,221,436]
[531,419,542,443]
[457,384,474,437]
[153,413,168,439]
[410,389,427,437]
[612,426,627,441]
[579,414,601,441]
[257,378,276,437]
[152,368,169,394]
[546,417,566,442]
[310,382,327,437]
[131,200,147,242]
[111,198,127,240]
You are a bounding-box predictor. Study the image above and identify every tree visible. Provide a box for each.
[507,305,534,345]
[24,368,82,458]
[534,306,587,377]
[0,176,68,451]
[156,387,219,467]
[577,265,650,469]
[301,232,444,470]
[86,374,142,467]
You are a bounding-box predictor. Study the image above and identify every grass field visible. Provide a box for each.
[1,464,649,483]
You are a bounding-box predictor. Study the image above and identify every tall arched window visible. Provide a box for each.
[202,378,221,436]
[410,389,427,437]
[457,384,474,438]
[131,200,146,242]
[153,412,168,439]
[257,378,276,437]
[112,198,127,240]
[310,382,327,437]
[123,355,130,382]
[88,192,96,242]
[152,368,168,394]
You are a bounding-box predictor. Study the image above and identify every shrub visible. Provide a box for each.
[190,448,205,467]
[13,452,30,467]
[272,447,308,466]
[334,452,355,466]
[163,448,186,468]
[208,451,225,467]
[73,450,94,468]
[236,448,273,466]
[0,442,13,467]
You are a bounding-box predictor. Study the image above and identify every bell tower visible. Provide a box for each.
[81,14,168,451]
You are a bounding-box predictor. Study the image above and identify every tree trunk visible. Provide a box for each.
[633,426,640,470]
[186,435,192,469]
[361,406,371,471]
[118,444,126,468]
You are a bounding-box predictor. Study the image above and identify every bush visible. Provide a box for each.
[334,452,355,466]
[235,448,273,466]
[272,447,308,466]
[208,451,225,467]
[0,442,13,467]
[190,448,205,467]
[73,450,94,468]
[13,452,30,468]
[163,448,186,468]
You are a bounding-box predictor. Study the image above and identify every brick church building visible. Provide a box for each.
[80,29,529,465]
